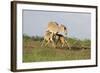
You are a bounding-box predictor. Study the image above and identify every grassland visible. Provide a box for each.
[23,35,91,62]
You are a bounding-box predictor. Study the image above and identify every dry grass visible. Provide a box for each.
[23,39,91,62]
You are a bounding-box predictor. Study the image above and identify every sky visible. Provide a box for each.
[23,10,91,40]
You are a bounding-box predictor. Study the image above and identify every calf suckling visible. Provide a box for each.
[41,21,71,49]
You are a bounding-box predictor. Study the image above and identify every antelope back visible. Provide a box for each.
[47,22,59,34]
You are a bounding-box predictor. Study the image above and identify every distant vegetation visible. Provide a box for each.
[23,34,91,48]
[23,34,43,41]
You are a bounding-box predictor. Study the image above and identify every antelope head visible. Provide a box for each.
[59,24,67,35]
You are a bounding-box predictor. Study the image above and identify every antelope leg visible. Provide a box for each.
[45,40,50,47]
[41,39,45,47]
[65,40,71,49]
[52,40,56,48]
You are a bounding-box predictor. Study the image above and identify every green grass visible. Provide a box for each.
[23,38,91,62]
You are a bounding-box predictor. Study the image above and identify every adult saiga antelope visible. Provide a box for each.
[47,21,67,41]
